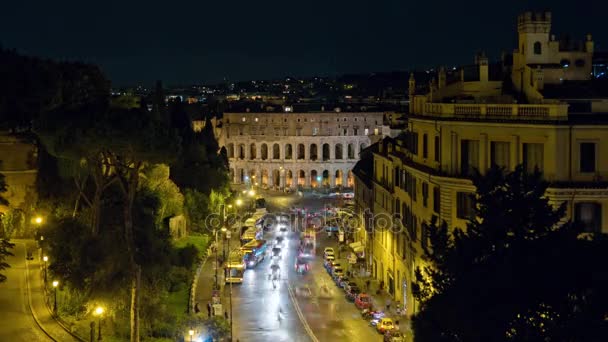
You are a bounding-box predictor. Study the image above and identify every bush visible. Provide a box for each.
[175,244,199,269]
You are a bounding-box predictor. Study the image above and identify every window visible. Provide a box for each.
[364,128,369,135]
[434,136,440,162]
[394,167,400,188]
[422,134,428,159]
[421,223,428,251]
[491,141,510,169]
[457,192,475,220]
[241,117,246,122]
[374,128,379,135]
[461,140,479,176]
[254,117,258,122]
[422,182,429,207]
[344,117,347,122]
[433,187,440,213]
[407,132,419,155]
[297,118,301,122]
[312,127,318,136]
[343,128,348,135]
[523,143,544,173]
[580,142,596,173]
[354,128,359,135]
[574,202,602,233]
[304,118,308,122]
[534,41,542,55]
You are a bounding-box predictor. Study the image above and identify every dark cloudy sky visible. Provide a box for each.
[2,0,606,86]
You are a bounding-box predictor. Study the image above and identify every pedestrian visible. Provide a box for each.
[194,302,200,314]
[365,279,371,292]
[224,310,229,320]
[385,297,391,311]
[207,302,212,318]
[395,319,400,331]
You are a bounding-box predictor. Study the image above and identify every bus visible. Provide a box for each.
[241,240,268,268]
[225,250,246,284]
[299,228,316,258]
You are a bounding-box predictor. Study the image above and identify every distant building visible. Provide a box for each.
[221,105,387,190]
[364,11,608,317]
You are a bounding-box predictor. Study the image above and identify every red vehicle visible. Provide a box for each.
[355,293,372,309]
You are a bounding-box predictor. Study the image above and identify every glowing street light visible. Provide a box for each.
[52,280,59,314]
[248,190,256,197]
[94,306,104,341]
[35,216,43,225]
[235,199,243,206]
[188,329,194,342]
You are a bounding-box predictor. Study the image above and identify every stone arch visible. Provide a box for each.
[310,170,319,188]
[261,169,269,187]
[297,144,305,160]
[335,169,343,187]
[272,169,281,188]
[322,143,330,161]
[298,170,306,186]
[238,144,245,159]
[310,143,318,161]
[347,170,354,187]
[285,144,293,159]
[229,168,235,182]
[322,170,330,187]
[348,143,355,159]
[261,143,268,160]
[534,41,542,55]
[272,143,280,160]
[249,143,257,160]
[335,144,343,160]
[248,169,256,184]
[227,143,234,158]
[239,169,245,182]
[286,170,293,188]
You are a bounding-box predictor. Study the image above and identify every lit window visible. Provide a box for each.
[242,117,246,122]
[364,128,369,135]
[255,117,258,122]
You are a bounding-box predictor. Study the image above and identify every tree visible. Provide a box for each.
[0,168,15,282]
[412,165,608,341]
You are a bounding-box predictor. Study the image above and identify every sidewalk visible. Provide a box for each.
[26,249,83,342]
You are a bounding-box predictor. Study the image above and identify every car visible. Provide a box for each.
[323,247,335,255]
[295,258,310,274]
[323,255,335,266]
[376,318,395,334]
[345,282,359,293]
[325,261,341,272]
[384,330,405,342]
[343,280,357,290]
[338,277,349,288]
[295,285,312,297]
[324,251,335,259]
[355,293,372,309]
[342,192,354,199]
[274,236,284,246]
[26,251,34,260]
[271,247,282,260]
[332,267,344,280]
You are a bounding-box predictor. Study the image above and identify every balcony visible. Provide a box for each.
[423,102,568,120]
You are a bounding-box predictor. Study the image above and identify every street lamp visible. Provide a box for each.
[248,189,255,197]
[43,256,48,284]
[35,216,43,225]
[52,280,59,315]
[94,306,104,341]
[221,227,228,261]
[188,329,194,342]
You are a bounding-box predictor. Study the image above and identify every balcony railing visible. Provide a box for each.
[423,103,568,120]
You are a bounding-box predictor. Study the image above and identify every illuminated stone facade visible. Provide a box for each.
[221,109,386,189]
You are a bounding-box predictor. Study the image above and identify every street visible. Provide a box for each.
[230,191,382,342]
[0,241,52,341]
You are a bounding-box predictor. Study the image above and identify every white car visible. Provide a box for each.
[324,247,335,256]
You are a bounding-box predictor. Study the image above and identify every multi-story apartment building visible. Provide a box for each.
[365,11,608,317]
[221,105,386,190]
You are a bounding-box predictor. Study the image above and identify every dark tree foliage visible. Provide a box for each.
[412,165,608,342]
[0,167,14,282]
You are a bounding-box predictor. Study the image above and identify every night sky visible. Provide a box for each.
[2,0,607,86]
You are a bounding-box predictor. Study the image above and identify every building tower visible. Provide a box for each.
[408,73,416,113]
[517,11,552,64]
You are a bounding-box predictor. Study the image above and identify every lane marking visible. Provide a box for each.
[287,283,320,342]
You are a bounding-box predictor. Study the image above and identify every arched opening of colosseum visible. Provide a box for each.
[297,144,305,160]
[310,170,319,188]
[348,143,355,159]
[239,169,245,182]
[286,170,293,188]
[347,170,354,187]
[249,143,256,160]
[335,169,343,187]
[335,144,343,160]
[261,169,269,187]
[310,144,318,161]
[228,143,234,158]
[272,169,281,188]
[273,144,280,159]
[298,170,306,186]
[322,170,330,187]
[261,144,268,160]
[249,169,256,184]
[229,168,235,182]
[322,143,330,161]
[285,144,293,159]
[238,144,245,159]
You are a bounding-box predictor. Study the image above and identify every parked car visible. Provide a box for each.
[355,293,372,309]
[384,330,405,342]
[345,285,360,302]
[376,318,395,334]
[331,267,344,280]
[295,258,310,274]
[323,247,335,256]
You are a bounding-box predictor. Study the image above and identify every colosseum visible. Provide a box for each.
[220,106,385,190]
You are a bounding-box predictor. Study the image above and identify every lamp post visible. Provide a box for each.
[214,229,219,290]
[43,256,48,284]
[221,227,227,261]
[52,280,59,315]
[188,328,194,342]
[94,306,104,341]
[40,235,44,261]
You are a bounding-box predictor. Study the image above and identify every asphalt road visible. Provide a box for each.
[230,190,382,342]
[0,240,52,341]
